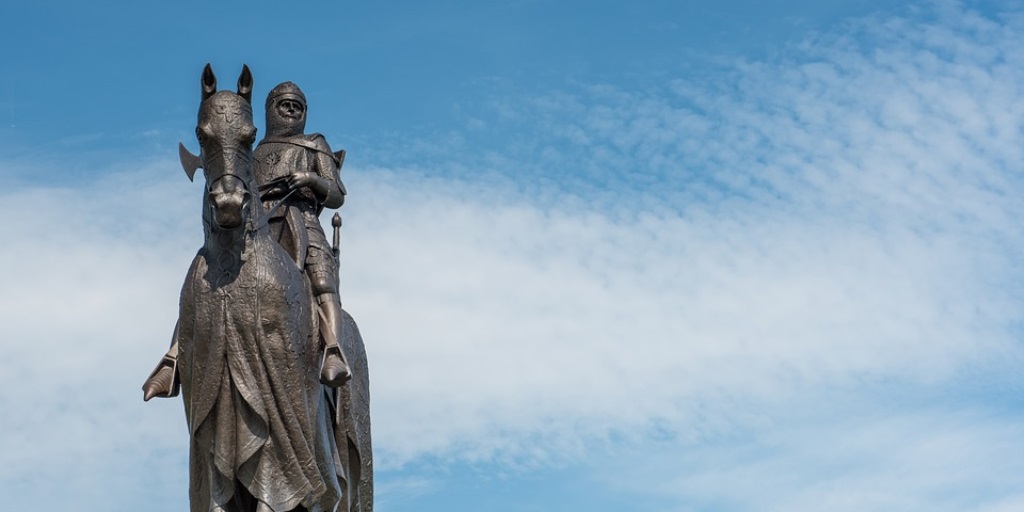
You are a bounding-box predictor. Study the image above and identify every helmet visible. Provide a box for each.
[265,82,307,137]
[265,81,307,110]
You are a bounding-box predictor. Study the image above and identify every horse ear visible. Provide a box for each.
[179,142,203,182]
[237,64,253,104]
[201,63,217,101]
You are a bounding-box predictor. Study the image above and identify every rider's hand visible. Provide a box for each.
[286,171,318,190]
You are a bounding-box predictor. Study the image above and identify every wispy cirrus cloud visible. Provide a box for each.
[344,0,1024,462]
[598,395,1024,512]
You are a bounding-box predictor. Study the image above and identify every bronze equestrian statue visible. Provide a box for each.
[142,65,372,512]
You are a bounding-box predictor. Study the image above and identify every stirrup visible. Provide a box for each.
[320,345,352,387]
[142,355,180,401]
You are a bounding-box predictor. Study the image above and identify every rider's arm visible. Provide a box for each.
[310,135,345,209]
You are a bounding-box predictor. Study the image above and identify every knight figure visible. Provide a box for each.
[255,81,351,387]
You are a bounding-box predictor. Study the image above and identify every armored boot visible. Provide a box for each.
[317,293,353,387]
[142,340,180,401]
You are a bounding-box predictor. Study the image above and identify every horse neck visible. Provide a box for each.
[207,225,246,252]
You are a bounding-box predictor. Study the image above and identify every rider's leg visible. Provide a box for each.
[316,292,353,386]
[308,245,352,387]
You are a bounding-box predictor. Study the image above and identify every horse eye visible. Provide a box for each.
[196,127,207,145]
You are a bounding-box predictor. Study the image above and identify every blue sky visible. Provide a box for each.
[3,1,1024,511]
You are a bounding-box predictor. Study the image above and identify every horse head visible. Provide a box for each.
[180,64,258,232]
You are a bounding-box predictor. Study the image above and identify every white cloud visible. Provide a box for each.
[599,397,1024,512]
[337,3,1024,471]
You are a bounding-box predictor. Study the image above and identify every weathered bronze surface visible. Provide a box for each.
[143,64,372,512]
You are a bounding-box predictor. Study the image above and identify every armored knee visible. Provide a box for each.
[305,245,338,295]
[308,267,338,295]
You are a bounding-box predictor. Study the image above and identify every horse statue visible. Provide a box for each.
[143,64,372,512]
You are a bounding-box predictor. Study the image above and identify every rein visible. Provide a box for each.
[252,187,297,230]
[206,161,294,233]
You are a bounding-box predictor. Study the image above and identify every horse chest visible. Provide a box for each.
[182,245,311,372]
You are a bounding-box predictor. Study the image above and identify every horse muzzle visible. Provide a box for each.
[208,175,251,230]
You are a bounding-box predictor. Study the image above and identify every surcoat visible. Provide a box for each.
[253,134,345,274]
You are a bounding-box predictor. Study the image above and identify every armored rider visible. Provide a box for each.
[256,81,351,387]
[142,82,351,400]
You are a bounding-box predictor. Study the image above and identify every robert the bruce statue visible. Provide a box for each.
[142,65,373,512]
[143,81,351,398]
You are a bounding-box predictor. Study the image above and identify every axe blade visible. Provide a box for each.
[179,142,203,182]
